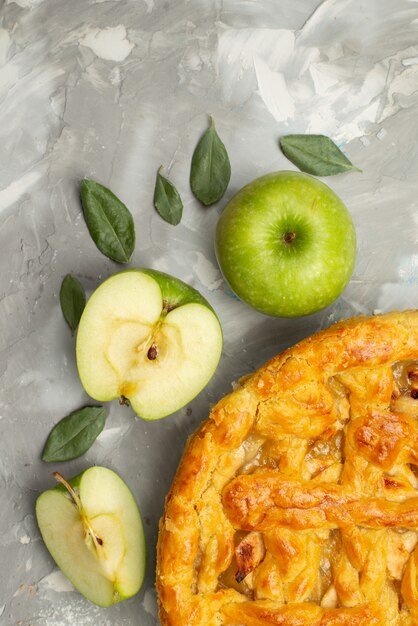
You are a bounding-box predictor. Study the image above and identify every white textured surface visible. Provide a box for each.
[80,26,135,62]
[1,0,418,624]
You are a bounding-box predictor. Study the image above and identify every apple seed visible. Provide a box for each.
[147,344,158,360]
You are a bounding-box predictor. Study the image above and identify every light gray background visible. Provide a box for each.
[1,0,418,624]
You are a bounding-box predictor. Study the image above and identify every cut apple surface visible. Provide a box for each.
[76,270,223,420]
[36,466,146,607]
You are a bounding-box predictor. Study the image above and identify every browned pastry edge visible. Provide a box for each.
[156,311,418,626]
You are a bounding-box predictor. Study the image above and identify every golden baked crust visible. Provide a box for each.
[157,311,418,626]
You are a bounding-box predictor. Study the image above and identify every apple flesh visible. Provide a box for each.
[215,171,356,317]
[36,467,146,607]
[76,269,223,420]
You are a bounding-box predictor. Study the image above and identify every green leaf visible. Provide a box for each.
[60,274,86,333]
[279,134,361,176]
[42,406,107,462]
[80,179,135,263]
[153,167,183,225]
[190,117,231,206]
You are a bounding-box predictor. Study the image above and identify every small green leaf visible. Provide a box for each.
[80,179,135,263]
[60,274,86,333]
[42,406,107,462]
[190,117,231,206]
[153,167,183,225]
[279,134,361,176]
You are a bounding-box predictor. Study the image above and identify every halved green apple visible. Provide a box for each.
[75,269,223,420]
[36,466,146,607]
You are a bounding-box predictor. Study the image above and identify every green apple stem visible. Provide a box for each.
[53,471,105,556]
[53,471,82,507]
[162,300,176,313]
[283,231,296,244]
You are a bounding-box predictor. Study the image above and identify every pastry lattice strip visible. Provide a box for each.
[223,472,418,531]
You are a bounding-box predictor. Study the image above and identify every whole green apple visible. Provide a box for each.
[215,171,356,317]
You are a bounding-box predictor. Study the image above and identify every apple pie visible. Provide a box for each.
[157,311,418,625]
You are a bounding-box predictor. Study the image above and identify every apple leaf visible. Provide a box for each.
[279,135,362,176]
[60,274,86,333]
[80,179,135,263]
[153,167,183,225]
[42,406,107,462]
[190,117,231,206]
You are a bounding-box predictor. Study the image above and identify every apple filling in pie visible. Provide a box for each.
[157,311,418,625]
